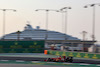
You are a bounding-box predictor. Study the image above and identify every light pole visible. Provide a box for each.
[59,11,66,33]
[0,9,16,40]
[35,9,59,41]
[60,7,71,41]
[84,3,100,42]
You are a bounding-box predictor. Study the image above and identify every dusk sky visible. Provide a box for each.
[0,0,100,43]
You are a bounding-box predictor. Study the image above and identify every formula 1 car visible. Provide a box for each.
[44,56,73,62]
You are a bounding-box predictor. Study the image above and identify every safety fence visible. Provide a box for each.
[0,41,44,53]
[44,50,100,59]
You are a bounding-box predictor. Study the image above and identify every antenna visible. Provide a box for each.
[81,31,87,41]
[27,21,30,24]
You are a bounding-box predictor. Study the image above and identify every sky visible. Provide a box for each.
[0,0,100,43]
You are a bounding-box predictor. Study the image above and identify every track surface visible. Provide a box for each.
[0,56,100,64]
[0,64,61,67]
[0,60,99,67]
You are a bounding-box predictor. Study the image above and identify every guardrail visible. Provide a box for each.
[44,50,100,59]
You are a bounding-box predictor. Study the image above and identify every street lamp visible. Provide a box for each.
[60,7,71,41]
[84,3,100,42]
[35,9,59,41]
[0,9,16,40]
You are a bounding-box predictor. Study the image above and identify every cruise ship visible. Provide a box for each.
[0,24,95,51]
[0,24,80,41]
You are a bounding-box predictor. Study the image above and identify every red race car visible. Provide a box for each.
[44,56,73,62]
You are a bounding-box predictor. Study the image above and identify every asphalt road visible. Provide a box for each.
[0,64,63,67]
[0,56,100,64]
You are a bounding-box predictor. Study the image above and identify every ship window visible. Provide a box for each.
[23,37,32,40]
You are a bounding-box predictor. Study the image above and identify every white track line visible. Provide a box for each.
[63,63,73,64]
[80,63,90,65]
[97,65,100,66]
[0,60,9,61]
[47,62,56,63]
[16,60,25,62]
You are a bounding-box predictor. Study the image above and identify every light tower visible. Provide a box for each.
[0,9,16,40]
[35,9,59,41]
[60,7,71,41]
[84,3,100,42]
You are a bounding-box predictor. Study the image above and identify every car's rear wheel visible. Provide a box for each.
[69,59,73,62]
[47,58,51,61]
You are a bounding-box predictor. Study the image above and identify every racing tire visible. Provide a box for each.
[69,59,73,63]
[65,59,68,62]
[51,59,55,62]
[47,58,51,61]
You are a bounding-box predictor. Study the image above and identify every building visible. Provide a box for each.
[88,45,100,53]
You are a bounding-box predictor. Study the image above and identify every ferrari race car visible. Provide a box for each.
[44,56,73,62]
